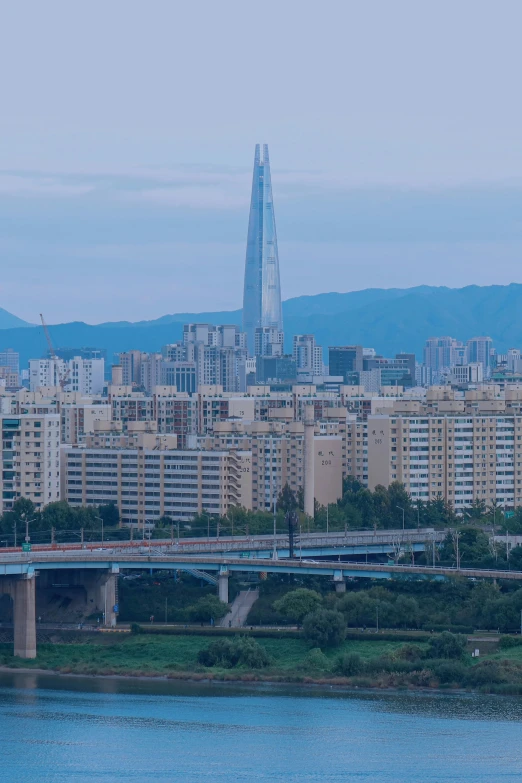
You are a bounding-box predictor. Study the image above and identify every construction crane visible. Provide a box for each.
[39,313,70,390]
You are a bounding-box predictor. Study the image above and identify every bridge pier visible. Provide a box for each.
[334,580,346,593]
[218,568,229,604]
[13,576,37,658]
[82,569,119,627]
[0,574,37,659]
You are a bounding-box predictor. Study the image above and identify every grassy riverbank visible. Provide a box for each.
[3,630,522,695]
[0,633,411,678]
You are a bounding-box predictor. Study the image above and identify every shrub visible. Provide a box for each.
[197,637,271,669]
[396,644,425,662]
[300,648,332,674]
[130,623,141,635]
[432,661,467,685]
[499,635,522,649]
[427,632,466,660]
[465,662,506,687]
[302,610,346,649]
[197,639,239,668]
[236,637,272,668]
[334,653,364,677]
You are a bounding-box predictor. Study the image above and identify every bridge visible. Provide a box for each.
[0,546,521,659]
[3,528,445,559]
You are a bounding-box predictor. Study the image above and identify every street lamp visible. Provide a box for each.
[24,517,37,545]
[272,493,277,560]
[95,516,104,545]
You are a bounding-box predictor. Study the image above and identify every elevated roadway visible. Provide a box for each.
[2,538,517,660]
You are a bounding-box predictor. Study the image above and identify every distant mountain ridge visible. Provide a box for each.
[0,308,31,330]
[2,283,522,366]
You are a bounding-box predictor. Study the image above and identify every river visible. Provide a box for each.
[0,672,521,782]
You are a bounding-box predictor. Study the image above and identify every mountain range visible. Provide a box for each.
[2,283,522,366]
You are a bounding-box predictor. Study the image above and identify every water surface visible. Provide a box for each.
[0,672,521,782]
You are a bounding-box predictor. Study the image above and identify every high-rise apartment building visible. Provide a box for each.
[118,351,148,387]
[29,357,104,394]
[0,414,61,513]
[255,327,284,357]
[423,337,464,375]
[242,144,283,355]
[367,412,522,510]
[293,335,323,378]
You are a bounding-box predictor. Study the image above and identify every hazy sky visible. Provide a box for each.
[2,0,522,324]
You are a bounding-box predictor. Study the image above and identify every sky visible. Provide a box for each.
[2,0,522,324]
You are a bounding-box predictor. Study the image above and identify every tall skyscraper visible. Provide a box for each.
[242,144,283,355]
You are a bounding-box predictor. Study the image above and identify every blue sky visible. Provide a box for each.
[2,0,522,323]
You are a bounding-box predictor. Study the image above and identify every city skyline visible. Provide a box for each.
[3,3,522,322]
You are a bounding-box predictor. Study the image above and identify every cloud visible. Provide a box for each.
[0,173,95,197]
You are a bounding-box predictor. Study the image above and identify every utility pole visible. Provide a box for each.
[273,493,277,560]
[287,510,298,559]
[451,530,461,570]
[326,504,329,534]
[398,506,405,538]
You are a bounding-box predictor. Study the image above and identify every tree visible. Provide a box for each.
[274,588,322,624]
[302,609,346,648]
[427,631,466,660]
[40,501,76,530]
[188,595,229,622]
[98,503,120,528]
[277,483,298,514]
[387,482,415,529]
[1,498,38,537]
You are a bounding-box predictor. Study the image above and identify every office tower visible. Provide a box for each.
[0,349,19,375]
[242,144,283,355]
[466,337,494,376]
[329,346,364,379]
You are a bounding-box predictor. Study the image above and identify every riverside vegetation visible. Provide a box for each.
[4,576,522,694]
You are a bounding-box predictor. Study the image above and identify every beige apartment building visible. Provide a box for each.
[62,422,249,525]
[0,414,61,513]
[201,419,344,511]
[367,413,522,511]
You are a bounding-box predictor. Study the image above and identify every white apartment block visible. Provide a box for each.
[367,413,522,511]
[29,357,104,395]
[0,414,60,513]
[293,335,323,377]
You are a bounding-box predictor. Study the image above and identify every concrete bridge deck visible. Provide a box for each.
[1,547,520,660]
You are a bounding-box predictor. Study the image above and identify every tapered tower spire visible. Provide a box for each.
[242,144,283,355]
